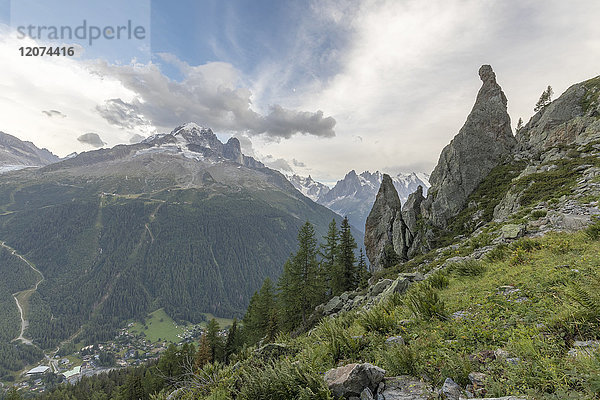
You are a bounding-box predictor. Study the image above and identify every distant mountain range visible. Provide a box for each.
[289,170,430,232]
[0,123,360,349]
[0,131,59,173]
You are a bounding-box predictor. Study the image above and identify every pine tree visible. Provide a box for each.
[320,219,339,297]
[242,278,277,345]
[516,117,523,132]
[205,318,223,363]
[534,85,554,112]
[336,216,358,293]
[357,248,371,289]
[224,319,240,363]
[195,334,212,369]
[278,221,321,330]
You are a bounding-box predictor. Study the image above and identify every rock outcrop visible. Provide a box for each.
[365,174,404,269]
[516,75,600,157]
[324,363,385,399]
[365,65,518,268]
[426,65,516,227]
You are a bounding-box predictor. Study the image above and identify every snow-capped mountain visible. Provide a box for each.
[0,131,59,173]
[289,170,430,232]
[287,174,330,201]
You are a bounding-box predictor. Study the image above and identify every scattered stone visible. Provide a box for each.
[451,310,469,320]
[379,376,431,400]
[568,340,600,357]
[468,372,488,396]
[370,279,394,296]
[385,336,405,347]
[441,377,462,400]
[324,363,385,399]
[500,224,525,239]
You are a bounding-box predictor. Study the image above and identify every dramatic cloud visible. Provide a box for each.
[93,56,336,139]
[42,110,66,118]
[96,98,152,131]
[263,156,293,172]
[77,132,106,148]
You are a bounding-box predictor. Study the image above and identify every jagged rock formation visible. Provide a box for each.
[425,65,516,227]
[365,67,600,271]
[288,170,430,232]
[364,174,404,268]
[365,65,516,269]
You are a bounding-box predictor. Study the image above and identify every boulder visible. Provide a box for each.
[500,224,525,239]
[324,363,386,399]
[379,376,431,399]
[441,377,462,400]
[370,279,394,296]
[324,296,344,315]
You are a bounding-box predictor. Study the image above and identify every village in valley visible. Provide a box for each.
[3,310,231,395]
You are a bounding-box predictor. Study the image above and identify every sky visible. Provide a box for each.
[0,0,599,184]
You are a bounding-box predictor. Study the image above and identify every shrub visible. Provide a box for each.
[380,344,419,377]
[405,284,447,321]
[485,244,509,262]
[530,210,548,219]
[313,317,360,362]
[585,217,600,240]
[357,304,396,335]
[451,260,486,277]
[428,271,450,290]
[237,359,333,400]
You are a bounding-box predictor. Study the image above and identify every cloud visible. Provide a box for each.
[42,110,66,118]
[96,98,153,130]
[263,156,293,172]
[93,56,336,139]
[252,0,600,182]
[77,132,106,148]
[129,133,146,144]
[292,158,306,167]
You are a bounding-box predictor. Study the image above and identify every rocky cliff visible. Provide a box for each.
[365,66,600,271]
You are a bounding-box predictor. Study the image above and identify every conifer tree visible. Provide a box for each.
[320,219,339,297]
[205,318,223,363]
[336,216,358,293]
[278,221,321,329]
[357,248,371,289]
[195,334,212,369]
[516,117,523,132]
[534,85,553,112]
[242,278,277,344]
[224,319,241,362]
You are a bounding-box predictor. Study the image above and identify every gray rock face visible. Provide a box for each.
[324,363,386,399]
[517,76,600,156]
[365,174,403,269]
[427,65,516,227]
[379,376,431,399]
[441,377,462,400]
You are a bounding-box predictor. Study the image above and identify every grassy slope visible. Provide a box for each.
[192,230,600,400]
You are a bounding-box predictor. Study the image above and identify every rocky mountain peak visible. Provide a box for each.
[426,64,516,227]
